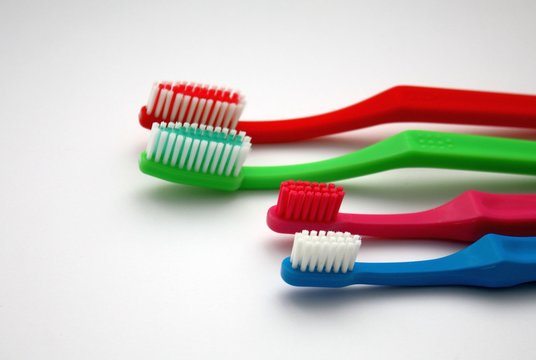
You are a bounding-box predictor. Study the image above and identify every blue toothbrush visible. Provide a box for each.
[281,231,536,288]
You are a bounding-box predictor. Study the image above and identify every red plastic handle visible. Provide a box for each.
[266,190,536,242]
[236,85,536,143]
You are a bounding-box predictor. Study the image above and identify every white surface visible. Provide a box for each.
[1,1,536,359]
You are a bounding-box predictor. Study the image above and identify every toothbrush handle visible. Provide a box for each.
[353,234,536,287]
[403,130,536,176]
[242,130,536,190]
[237,86,536,143]
[334,191,536,242]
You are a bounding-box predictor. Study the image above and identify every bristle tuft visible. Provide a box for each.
[145,121,251,177]
[276,180,345,222]
[145,81,246,130]
[290,230,361,273]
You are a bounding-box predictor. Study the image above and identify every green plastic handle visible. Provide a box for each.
[239,130,536,189]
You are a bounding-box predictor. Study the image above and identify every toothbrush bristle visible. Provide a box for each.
[145,81,246,130]
[145,122,251,177]
[290,230,361,273]
[275,180,345,222]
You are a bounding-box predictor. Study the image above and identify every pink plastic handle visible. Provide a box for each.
[266,190,536,242]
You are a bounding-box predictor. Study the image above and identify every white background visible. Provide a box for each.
[2,1,536,359]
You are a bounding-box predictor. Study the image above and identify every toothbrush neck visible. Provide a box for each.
[239,139,409,190]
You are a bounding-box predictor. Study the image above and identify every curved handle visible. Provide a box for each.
[354,234,536,287]
[237,86,536,143]
[241,130,536,190]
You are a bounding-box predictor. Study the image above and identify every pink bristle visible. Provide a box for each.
[275,181,345,222]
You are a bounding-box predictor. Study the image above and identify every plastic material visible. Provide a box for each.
[234,85,536,143]
[281,234,536,288]
[139,130,536,191]
[267,190,536,242]
[140,86,536,144]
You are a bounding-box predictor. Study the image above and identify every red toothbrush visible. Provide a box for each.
[266,180,536,242]
[139,82,536,143]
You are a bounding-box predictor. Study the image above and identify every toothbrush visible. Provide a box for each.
[281,231,536,288]
[139,82,536,144]
[267,181,536,242]
[139,122,536,191]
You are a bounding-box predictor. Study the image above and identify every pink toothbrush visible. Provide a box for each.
[266,180,536,242]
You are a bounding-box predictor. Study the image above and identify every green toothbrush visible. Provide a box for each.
[139,122,536,191]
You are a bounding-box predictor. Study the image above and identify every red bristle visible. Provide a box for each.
[222,90,232,103]
[308,192,322,221]
[275,180,346,222]
[213,88,224,102]
[330,190,345,221]
[173,83,186,94]
[230,92,240,104]
[276,184,290,216]
[316,193,331,222]
[292,191,306,220]
[324,193,339,222]
[198,86,209,99]
[301,190,314,220]
[284,190,299,219]
[192,86,202,98]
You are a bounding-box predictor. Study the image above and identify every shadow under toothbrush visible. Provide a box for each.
[135,170,536,206]
[341,174,536,211]
[279,281,536,310]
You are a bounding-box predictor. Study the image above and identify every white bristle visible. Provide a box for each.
[170,135,184,166]
[217,144,233,175]
[215,102,229,127]
[222,103,236,129]
[224,145,242,176]
[179,137,193,168]
[230,102,245,130]
[209,101,222,127]
[146,83,159,115]
[194,140,208,172]
[233,139,251,176]
[145,122,161,160]
[187,139,201,170]
[201,99,213,124]
[162,132,176,164]
[154,130,168,162]
[162,90,174,120]
[185,97,199,124]
[193,99,206,124]
[202,142,218,173]
[169,94,183,122]
[290,230,361,273]
[210,143,225,174]
[154,89,168,118]
[178,96,191,123]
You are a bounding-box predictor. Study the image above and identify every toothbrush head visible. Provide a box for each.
[276,181,345,222]
[139,122,251,191]
[281,230,361,287]
[267,181,346,233]
[139,81,246,130]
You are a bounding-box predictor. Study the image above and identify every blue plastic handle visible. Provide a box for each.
[281,234,536,288]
